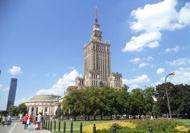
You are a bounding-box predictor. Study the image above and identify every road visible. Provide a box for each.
[0,121,51,133]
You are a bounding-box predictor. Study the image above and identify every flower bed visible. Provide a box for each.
[83,119,190,133]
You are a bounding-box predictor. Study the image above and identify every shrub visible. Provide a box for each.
[83,121,136,133]
[83,119,184,133]
[175,125,190,132]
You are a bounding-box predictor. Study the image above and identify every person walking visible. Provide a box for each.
[19,113,23,122]
[7,115,11,125]
[27,114,32,128]
[35,113,42,130]
[2,115,6,126]
[23,114,28,129]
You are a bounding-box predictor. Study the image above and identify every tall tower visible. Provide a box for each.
[6,78,17,110]
[75,10,122,88]
[83,12,111,87]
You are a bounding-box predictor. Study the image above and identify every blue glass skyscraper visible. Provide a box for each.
[6,78,17,110]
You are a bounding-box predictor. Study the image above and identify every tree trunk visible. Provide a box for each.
[84,114,86,120]
[110,114,112,120]
[74,115,76,121]
[125,113,128,119]
[101,114,103,120]
[93,115,96,120]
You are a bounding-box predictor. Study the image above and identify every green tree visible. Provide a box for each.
[9,106,19,116]
[156,83,190,117]
[128,89,145,117]
[62,88,83,120]
[152,103,160,118]
[18,103,27,114]
[143,87,154,115]
[55,105,62,118]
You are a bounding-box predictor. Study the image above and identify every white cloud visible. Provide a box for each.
[122,0,190,52]
[130,0,179,32]
[168,58,190,66]
[0,84,2,89]
[129,56,153,68]
[156,67,165,75]
[123,74,150,89]
[170,67,190,85]
[178,2,190,27]
[122,31,161,52]
[139,62,150,68]
[0,84,9,92]
[146,56,153,61]
[36,69,80,95]
[154,67,190,86]
[165,46,180,53]
[8,66,22,76]
[15,97,31,106]
[129,57,141,64]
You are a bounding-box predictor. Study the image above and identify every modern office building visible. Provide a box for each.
[6,78,17,110]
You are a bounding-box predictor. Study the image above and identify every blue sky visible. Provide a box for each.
[0,0,190,110]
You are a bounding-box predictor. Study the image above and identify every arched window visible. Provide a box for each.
[45,107,48,112]
[36,107,38,115]
[31,107,34,115]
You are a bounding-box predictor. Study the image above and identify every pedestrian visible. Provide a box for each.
[27,115,32,128]
[2,115,6,126]
[7,115,11,125]
[23,114,28,129]
[29,114,33,124]
[35,113,42,130]
[19,113,23,122]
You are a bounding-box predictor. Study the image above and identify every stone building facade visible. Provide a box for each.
[25,95,63,116]
[76,15,122,88]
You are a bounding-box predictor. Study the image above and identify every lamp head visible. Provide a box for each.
[169,72,175,76]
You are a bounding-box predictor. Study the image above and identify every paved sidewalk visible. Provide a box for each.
[0,121,51,133]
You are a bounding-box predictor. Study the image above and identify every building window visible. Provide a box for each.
[36,107,38,115]
[31,107,34,115]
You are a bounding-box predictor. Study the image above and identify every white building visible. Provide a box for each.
[25,95,63,116]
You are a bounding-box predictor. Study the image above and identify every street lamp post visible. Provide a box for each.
[164,72,175,119]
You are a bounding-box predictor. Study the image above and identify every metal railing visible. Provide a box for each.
[42,119,153,133]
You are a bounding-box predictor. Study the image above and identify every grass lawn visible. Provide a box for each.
[176,119,190,125]
[44,119,190,133]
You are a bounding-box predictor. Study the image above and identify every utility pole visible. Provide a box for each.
[164,72,175,119]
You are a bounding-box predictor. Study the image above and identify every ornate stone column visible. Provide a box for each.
[28,106,32,115]
[33,106,37,116]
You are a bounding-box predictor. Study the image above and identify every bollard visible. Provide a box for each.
[70,121,73,133]
[43,120,45,129]
[48,120,50,130]
[42,120,43,128]
[93,124,96,133]
[50,120,52,132]
[42,120,44,129]
[46,120,48,129]
[47,120,49,130]
[149,127,153,133]
[80,122,83,133]
[63,121,66,133]
[112,125,116,133]
[44,120,46,129]
[58,120,61,132]
[54,120,56,131]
